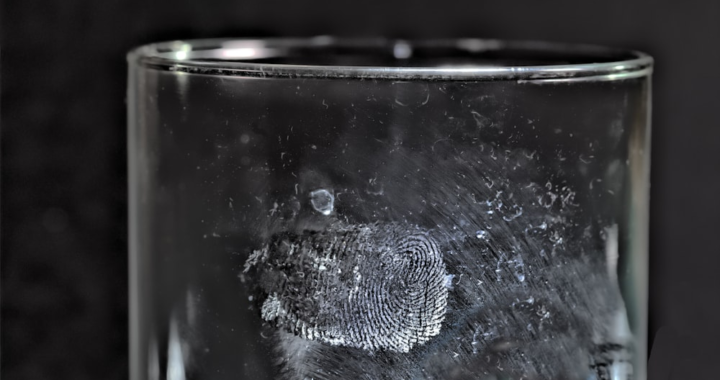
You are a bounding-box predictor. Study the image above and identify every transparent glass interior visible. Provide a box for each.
[129,39,651,380]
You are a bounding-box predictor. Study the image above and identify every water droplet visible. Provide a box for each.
[310,189,334,215]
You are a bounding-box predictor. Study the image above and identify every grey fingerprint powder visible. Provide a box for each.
[238,141,631,379]
[244,223,448,353]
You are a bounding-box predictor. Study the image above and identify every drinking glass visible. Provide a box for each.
[128,38,652,380]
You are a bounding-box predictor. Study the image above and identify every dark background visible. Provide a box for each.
[2,0,719,379]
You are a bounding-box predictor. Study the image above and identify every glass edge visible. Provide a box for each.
[127,38,654,82]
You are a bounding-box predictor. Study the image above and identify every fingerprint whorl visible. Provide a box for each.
[246,223,448,353]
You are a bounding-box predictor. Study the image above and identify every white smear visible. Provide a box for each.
[605,223,633,344]
[421,89,430,105]
[609,361,633,380]
[502,207,524,222]
[167,316,186,380]
[471,110,488,129]
[605,224,619,281]
[444,274,455,289]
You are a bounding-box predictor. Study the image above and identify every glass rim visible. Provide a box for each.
[128,37,653,82]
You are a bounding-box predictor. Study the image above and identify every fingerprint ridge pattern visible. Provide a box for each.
[247,223,448,353]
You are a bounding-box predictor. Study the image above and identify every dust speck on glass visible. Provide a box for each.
[128,38,652,380]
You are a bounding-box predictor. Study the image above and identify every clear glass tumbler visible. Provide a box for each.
[128,38,652,380]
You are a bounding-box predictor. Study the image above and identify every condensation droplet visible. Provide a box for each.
[393,41,412,59]
[310,189,334,215]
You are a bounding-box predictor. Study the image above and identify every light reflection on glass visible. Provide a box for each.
[222,48,257,59]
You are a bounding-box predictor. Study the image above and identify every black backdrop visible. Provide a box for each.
[2,0,719,379]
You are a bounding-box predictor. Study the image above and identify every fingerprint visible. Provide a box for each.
[245,223,448,353]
